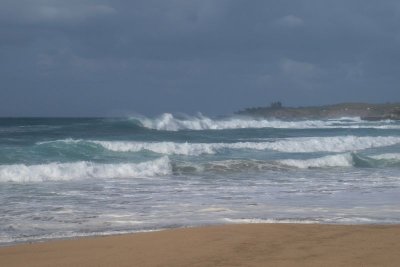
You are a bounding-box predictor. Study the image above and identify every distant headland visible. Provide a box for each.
[236,102,400,120]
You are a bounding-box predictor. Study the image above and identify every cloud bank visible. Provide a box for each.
[1,0,399,116]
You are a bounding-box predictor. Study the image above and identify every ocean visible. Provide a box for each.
[1,114,400,245]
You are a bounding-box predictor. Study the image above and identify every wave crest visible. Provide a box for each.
[279,154,354,169]
[131,113,399,131]
[280,153,400,169]
[93,136,400,155]
[0,157,171,182]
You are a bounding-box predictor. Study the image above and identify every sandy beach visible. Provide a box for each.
[1,224,400,267]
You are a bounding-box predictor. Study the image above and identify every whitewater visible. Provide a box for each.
[1,115,400,245]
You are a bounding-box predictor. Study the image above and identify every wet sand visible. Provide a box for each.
[1,224,400,267]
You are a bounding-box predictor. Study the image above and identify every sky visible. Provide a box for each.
[1,0,400,116]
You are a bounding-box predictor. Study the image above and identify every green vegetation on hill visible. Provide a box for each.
[236,102,400,120]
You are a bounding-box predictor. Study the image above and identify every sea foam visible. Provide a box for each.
[132,113,399,131]
[93,140,215,156]
[279,154,354,169]
[279,152,400,169]
[172,159,288,174]
[0,157,171,182]
[370,153,400,160]
[91,136,400,155]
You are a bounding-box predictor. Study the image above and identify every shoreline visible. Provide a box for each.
[1,223,400,267]
[0,228,163,248]
[2,220,397,248]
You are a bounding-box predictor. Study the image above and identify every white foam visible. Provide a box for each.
[94,141,215,156]
[224,218,317,224]
[0,157,171,182]
[134,113,347,131]
[259,136,400,153]
[279,154,354,169]
[0,229,162,246]
[132,113,399,131]
[370,153,400,160]
[203,159,285,172]
[37,138,79,145]
[171,159,291,174]
[199,207,232,212]
[91,136,400,155]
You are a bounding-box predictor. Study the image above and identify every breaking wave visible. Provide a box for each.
[280,153,400,169]
[0,157,171,182]
[172,155,355,172]
[45,136,400,155]
[131,113,399,131]
[172,159,288,174]
[181,153,400,172]
[353,153,400,168]
[279,154,354,169]
[370,153,400,161]
[177,153,400,173]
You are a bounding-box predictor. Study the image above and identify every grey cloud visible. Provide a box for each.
[279,58,318,78]
[0,0,400,116]
[0,0,115,23]
[274,15,304,28]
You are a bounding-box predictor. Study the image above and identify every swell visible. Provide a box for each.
[0,157,171,182]
[172,153,400,173]
[129,113,400,131]
[2,152,400,183]
[278,154,354,169]
[2,116,399,137]
[353,153,400,168]
[38,136,400,156]
[280,153,400,169]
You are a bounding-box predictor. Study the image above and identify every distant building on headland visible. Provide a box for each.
[236,102,400,120]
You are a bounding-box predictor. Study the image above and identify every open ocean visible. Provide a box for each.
[1,114,400,245]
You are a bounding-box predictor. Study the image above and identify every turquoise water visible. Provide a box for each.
[1,115,400,244]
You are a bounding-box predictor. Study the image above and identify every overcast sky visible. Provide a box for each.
[1,0,400,116]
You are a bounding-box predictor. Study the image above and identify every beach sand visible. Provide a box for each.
[1,224,400,267]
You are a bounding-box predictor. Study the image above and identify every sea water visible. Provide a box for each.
[1,115,400,245]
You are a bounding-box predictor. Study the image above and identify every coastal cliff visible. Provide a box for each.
[236,102,400,120]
